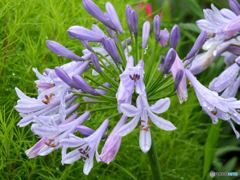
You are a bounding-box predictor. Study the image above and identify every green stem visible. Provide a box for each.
[147,141,162,180]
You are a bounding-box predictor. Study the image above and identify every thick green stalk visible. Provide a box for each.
[148,141,162,180]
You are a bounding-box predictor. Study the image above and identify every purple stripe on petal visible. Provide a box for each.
[228,0,240,15]
[174,70,184,90]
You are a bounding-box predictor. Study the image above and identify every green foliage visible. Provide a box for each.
[0,0,239,179]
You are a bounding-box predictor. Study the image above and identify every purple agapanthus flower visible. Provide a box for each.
[99,115,127,164]
[118,94,176,152]
[170,53,188,103]
[197,4,240,38]
[185,69,240,138]
[209,58,240,94]
[26,111,90,158]
[16,0,240,176]
[116,58,145,106]
[60,119,108,175]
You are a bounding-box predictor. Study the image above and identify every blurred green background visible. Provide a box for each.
[0,0,239,179]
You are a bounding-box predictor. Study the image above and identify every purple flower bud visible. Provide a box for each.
[170,25,180,49]
[82,0,109,25]
[186,31,207,60]
[126,5,138,35]
[174,70,184,90]
[163,48,177,74]
[72,75,98,95]
[91,53,102,73]
[74,61,90,75]
[142,21,151,49]
[76,125,95,137]
[153,15,161,41]
[159,29,169,47]
[102,37,121,63]
[105,2,123,33]
[46,40,83,61]
[82,0,120,32]
[68,26,104,42]
[91,24,105,37]
[228,0,240,15]
[55,68,75,87]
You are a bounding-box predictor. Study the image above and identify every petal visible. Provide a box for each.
[25,137,48,158]
[139,129,151,153]
[150,98,170,114]
[38,146,55,156]
[120,104,139,117]
[117,116,140,136]
[148,112,176,131]
[229,121,240,139]
[60,135,85,148]
[83,152,94,175]
[61,149,81,164]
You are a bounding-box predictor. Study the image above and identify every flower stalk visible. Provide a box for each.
[147,141,162,180]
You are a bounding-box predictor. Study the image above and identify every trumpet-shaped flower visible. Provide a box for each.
[25,111,90,158]
[116,58,145,105]
[185,69,240,138]
[197,4,240,38]
[209,58,240,93]
[118,94,176,153]
[60,119,109,175]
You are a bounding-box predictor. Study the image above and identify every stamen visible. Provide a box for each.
[42,93,55,104]
[45,139,58,147]
[79,145,91,160]
[211,109,218,115]
[130,74,140,81]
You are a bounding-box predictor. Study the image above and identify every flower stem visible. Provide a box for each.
[147,141,162,180]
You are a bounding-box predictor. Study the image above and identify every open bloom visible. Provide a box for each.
[185,69,240,138]
[26,111,90,158]
[209,58,240,94]
[118,94,176,153]
[116,58,145,106]
[197,4,240,38]
[60,119,109,175]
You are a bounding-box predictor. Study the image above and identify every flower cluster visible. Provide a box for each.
[15,0,240,175]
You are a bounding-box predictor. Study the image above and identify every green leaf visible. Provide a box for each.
[179,23,200,33]
[222,157,237,172]
[215,146,240,157]
[185,0,203,18]
[203,122,222,179]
